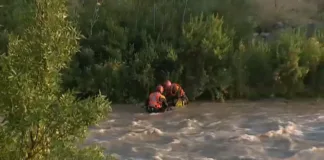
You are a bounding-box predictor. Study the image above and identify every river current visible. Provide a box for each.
[84,100,324,160]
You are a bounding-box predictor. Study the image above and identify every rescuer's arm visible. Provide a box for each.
[160,95,168,108]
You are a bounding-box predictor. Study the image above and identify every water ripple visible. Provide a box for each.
[85,101,324,160]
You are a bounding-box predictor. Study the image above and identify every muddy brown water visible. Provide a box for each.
[84,100,324,160]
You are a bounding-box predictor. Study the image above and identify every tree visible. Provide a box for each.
[0,0,113,159]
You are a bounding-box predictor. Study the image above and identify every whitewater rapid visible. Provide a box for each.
[84,100,324,160]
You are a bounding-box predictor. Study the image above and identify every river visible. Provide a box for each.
[84,100,324,160]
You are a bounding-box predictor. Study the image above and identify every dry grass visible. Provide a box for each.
[255,0,324,26]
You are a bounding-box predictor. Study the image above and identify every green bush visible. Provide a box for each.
[61,0,324,102]
[0,0,113,159]
[180,14,234,100]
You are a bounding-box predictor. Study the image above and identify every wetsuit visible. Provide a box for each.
[165,83,189,106]
[145,91,171,113]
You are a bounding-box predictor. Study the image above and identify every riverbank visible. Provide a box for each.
[57,0,324,104]
[111,97,324,109]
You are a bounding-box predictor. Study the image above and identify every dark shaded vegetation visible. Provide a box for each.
[62,0,324,102]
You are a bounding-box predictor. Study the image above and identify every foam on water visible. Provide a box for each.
[85,101,324,160]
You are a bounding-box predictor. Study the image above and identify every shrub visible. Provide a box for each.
[0,0,112,159]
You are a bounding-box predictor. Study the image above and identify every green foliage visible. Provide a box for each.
[0,0,112,159]
[0,0,35,34]
[180,14,234,100]
[271,29,308,96]
[48,145,116,160]
[60,0,324,102]
[241,40,273,98]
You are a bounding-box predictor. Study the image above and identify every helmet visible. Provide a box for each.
[164,80,172,88]
[156,85,164,93]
